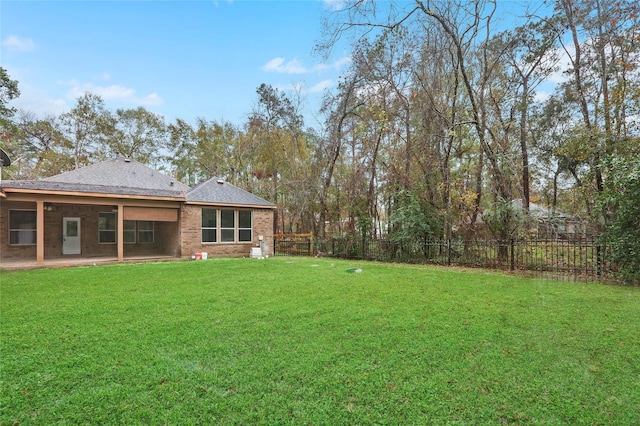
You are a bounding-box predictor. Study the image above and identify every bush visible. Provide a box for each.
[599,157,640,284]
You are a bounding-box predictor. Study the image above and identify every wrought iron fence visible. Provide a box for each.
[324,237,612,281]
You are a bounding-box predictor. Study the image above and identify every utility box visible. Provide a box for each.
[250,247,262,258]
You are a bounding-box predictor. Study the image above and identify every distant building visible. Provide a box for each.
[512,199,588,240]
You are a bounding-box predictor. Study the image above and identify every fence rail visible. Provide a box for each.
[273,233,314,257]
[322,237,613,281]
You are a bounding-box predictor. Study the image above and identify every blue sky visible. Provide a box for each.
[1,0,351,128]
[2,1,561,129]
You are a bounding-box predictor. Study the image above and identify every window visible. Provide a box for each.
[220,209,235,242]
[9,210,36,245]
[137,221,154,243]
[124,220,136,244]
[238,210,252,242]
[98,212,116,243]
[201,208,253,243]
[202,208,217,243]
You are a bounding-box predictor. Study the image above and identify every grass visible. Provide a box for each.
[1,257,639,425]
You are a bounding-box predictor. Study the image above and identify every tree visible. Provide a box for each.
[105,107,167,167]
[6,112,70,179]
[0,67,20,124]
[58,93,112,169]
[599,156,640,284]
[248,83,307,233]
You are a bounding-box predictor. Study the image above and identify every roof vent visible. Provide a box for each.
[217,179,224,184]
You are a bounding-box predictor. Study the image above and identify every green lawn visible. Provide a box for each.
[1,258,639,425]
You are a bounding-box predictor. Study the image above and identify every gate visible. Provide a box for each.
[274,233,314,257]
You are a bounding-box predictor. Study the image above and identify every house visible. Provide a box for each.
[0,157,276,266]
[512,199,588,240]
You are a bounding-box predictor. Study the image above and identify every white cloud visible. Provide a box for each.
[2,35,35,52]
[64,80,164,106]
[307,79,334,93]
[262,55,351,75]
[9,85,69,118]
[322,0,347,11]
[545,43,574,85]
[534,90,552,103]
[262,57,308,74]
[332,55,351,69]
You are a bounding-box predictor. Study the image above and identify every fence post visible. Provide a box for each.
[596,243,602,277]
[447,238,451,266]
[510,238,515,271]
[309,232,313,256]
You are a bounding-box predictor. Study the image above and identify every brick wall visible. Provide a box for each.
[0,201,180,261]
[1,200,274,262]
[180,205,274,258]
[0,201,37,260]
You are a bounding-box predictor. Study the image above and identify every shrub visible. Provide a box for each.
[599,157,640,284]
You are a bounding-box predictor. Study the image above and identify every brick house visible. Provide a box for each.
[0,157,275,266]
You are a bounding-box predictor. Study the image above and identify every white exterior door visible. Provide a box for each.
[62,217,81,255]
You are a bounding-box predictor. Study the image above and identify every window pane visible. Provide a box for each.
[202,209,217,227]
[124,220,135,244]
[238,210,252,228]
[66,220,78,237]
[239,229,252,242]
[124,231,136,243]
[221,229,235,242]
[138,221,153,231]
[99,213,116,243]
[221,210,235,228]
[10,230,36,245]
[202,229,217,243]
[100,231,116,243]
[9,210,37,245]
[10,210,36,229]
[138,221,154,243]
[138,232,153,243]
[99,213,116,231]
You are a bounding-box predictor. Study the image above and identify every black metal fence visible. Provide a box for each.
[322,237,613,281]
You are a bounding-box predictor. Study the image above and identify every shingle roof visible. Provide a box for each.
[43,157,190,193]
[1,158,275,207]
[185,177,276,207]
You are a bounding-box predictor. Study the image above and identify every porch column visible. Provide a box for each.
[117,204,124,261]
[36,200,45,264]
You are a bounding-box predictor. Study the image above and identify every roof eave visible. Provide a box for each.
[185,200,277,209]
[1,187,185,202]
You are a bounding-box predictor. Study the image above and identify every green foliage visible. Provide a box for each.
[1,259,639,424]
[484,197,524,239]
[57,93,113,169]
[388,190,440,243]
[105,107,167,167]
[0,67,20,124]
[599,156,640,284]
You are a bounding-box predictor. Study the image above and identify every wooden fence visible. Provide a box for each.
[273,233,314,257]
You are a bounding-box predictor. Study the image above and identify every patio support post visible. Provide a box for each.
[36,200,44,264]
[117,204,124,261]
